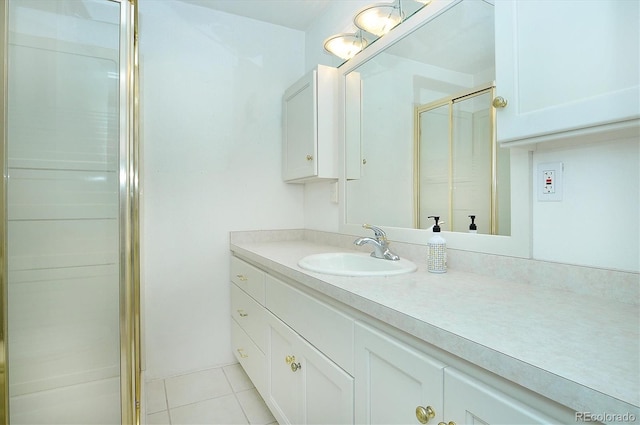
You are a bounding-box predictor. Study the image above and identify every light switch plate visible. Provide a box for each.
[537,162,563,201]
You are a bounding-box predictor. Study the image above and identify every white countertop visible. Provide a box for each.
[230,238,640,419]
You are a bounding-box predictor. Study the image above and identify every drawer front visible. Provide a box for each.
[265,274,354,375]
[231,283,267,352]
[231,317,266,397]
[231,256,265,304]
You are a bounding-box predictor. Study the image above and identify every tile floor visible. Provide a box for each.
[145,363,277,425]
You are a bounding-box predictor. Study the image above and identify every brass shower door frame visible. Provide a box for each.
[0,0,141,423]
[413,83,498,233]
[0,0,8,420]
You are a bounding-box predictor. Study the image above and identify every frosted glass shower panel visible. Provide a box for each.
[7,0,122,422]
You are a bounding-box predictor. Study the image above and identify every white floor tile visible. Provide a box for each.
[146,379,168,414]
[165,368,233,409]
[223,363,254,393]
[236,388,276,425]
[146,410,171,425]
[170,393,248,424]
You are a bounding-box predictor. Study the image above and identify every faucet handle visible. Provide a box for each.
[363,224,387,241]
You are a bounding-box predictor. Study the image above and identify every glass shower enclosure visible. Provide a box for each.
[1,0,139,423]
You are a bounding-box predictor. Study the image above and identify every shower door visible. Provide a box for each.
[2,0,139,423]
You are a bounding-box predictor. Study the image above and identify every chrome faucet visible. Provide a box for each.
[354,224,400,261]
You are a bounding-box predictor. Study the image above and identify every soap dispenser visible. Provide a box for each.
[468,215,477,233]
[427,216,446,273]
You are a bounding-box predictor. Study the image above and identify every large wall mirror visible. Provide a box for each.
[340,0,532,257]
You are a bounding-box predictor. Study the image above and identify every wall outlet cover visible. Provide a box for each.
[537,162,563,201]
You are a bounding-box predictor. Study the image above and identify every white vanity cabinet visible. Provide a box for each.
[231,257,354,425]
[494,0,640,146]
[355,322,560,425]
[442,368,559,425]
[265,273,355,425]
[354,323,446,424]
[230,257,268,396]
[282,64,339,183]
[230,253,574,425]
[266,310,354,425]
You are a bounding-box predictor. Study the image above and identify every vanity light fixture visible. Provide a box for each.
[354,1,404,37]
[323,0,430,61]
[323,32,368,60]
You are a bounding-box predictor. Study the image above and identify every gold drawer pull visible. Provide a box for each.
[306,154,313,161]
[416,405,435,424]
[237,309,248,317]
[236,348,248,358]
[236,274,248,281]
[438,422,456,425]
[285,354,301,371]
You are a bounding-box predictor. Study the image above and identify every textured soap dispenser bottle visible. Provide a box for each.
[427,216,446,273]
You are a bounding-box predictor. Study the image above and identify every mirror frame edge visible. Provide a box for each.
[337,0,533,258]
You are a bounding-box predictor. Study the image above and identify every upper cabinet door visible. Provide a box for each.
[282,65,338,183]
[494,0,640,146]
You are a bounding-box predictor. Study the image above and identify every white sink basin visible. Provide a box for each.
[298,252,417,277]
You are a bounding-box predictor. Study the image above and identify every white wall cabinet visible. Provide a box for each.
[494,0,639,146]
[282,64,339,182]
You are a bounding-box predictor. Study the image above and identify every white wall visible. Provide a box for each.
[532,137,639,272]
[139,0,306,379]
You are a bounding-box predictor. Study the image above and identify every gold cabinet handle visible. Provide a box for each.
[236,274,248,281]
[306,154,313,161]
[438,422,456,425]
[237,309,248,317]
[415,406,435,424]
[285,355,302,372]
[492,96,508,108]
[236,348,248,358]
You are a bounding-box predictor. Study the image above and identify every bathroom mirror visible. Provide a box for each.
[340,0,532,257]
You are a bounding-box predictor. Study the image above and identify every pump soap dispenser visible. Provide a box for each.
[468,215,477,233]
[427,216,446,273]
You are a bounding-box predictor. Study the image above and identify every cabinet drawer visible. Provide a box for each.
[231,317,266,397]
[443,368,558,424]
[231,283,266,352]
[231,256,265,304]
[265,274,354,374]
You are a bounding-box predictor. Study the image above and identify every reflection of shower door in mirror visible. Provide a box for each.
[5,0,138,423]
[416,85,510,235]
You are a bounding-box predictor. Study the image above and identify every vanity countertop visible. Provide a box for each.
[230,237,640,419]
